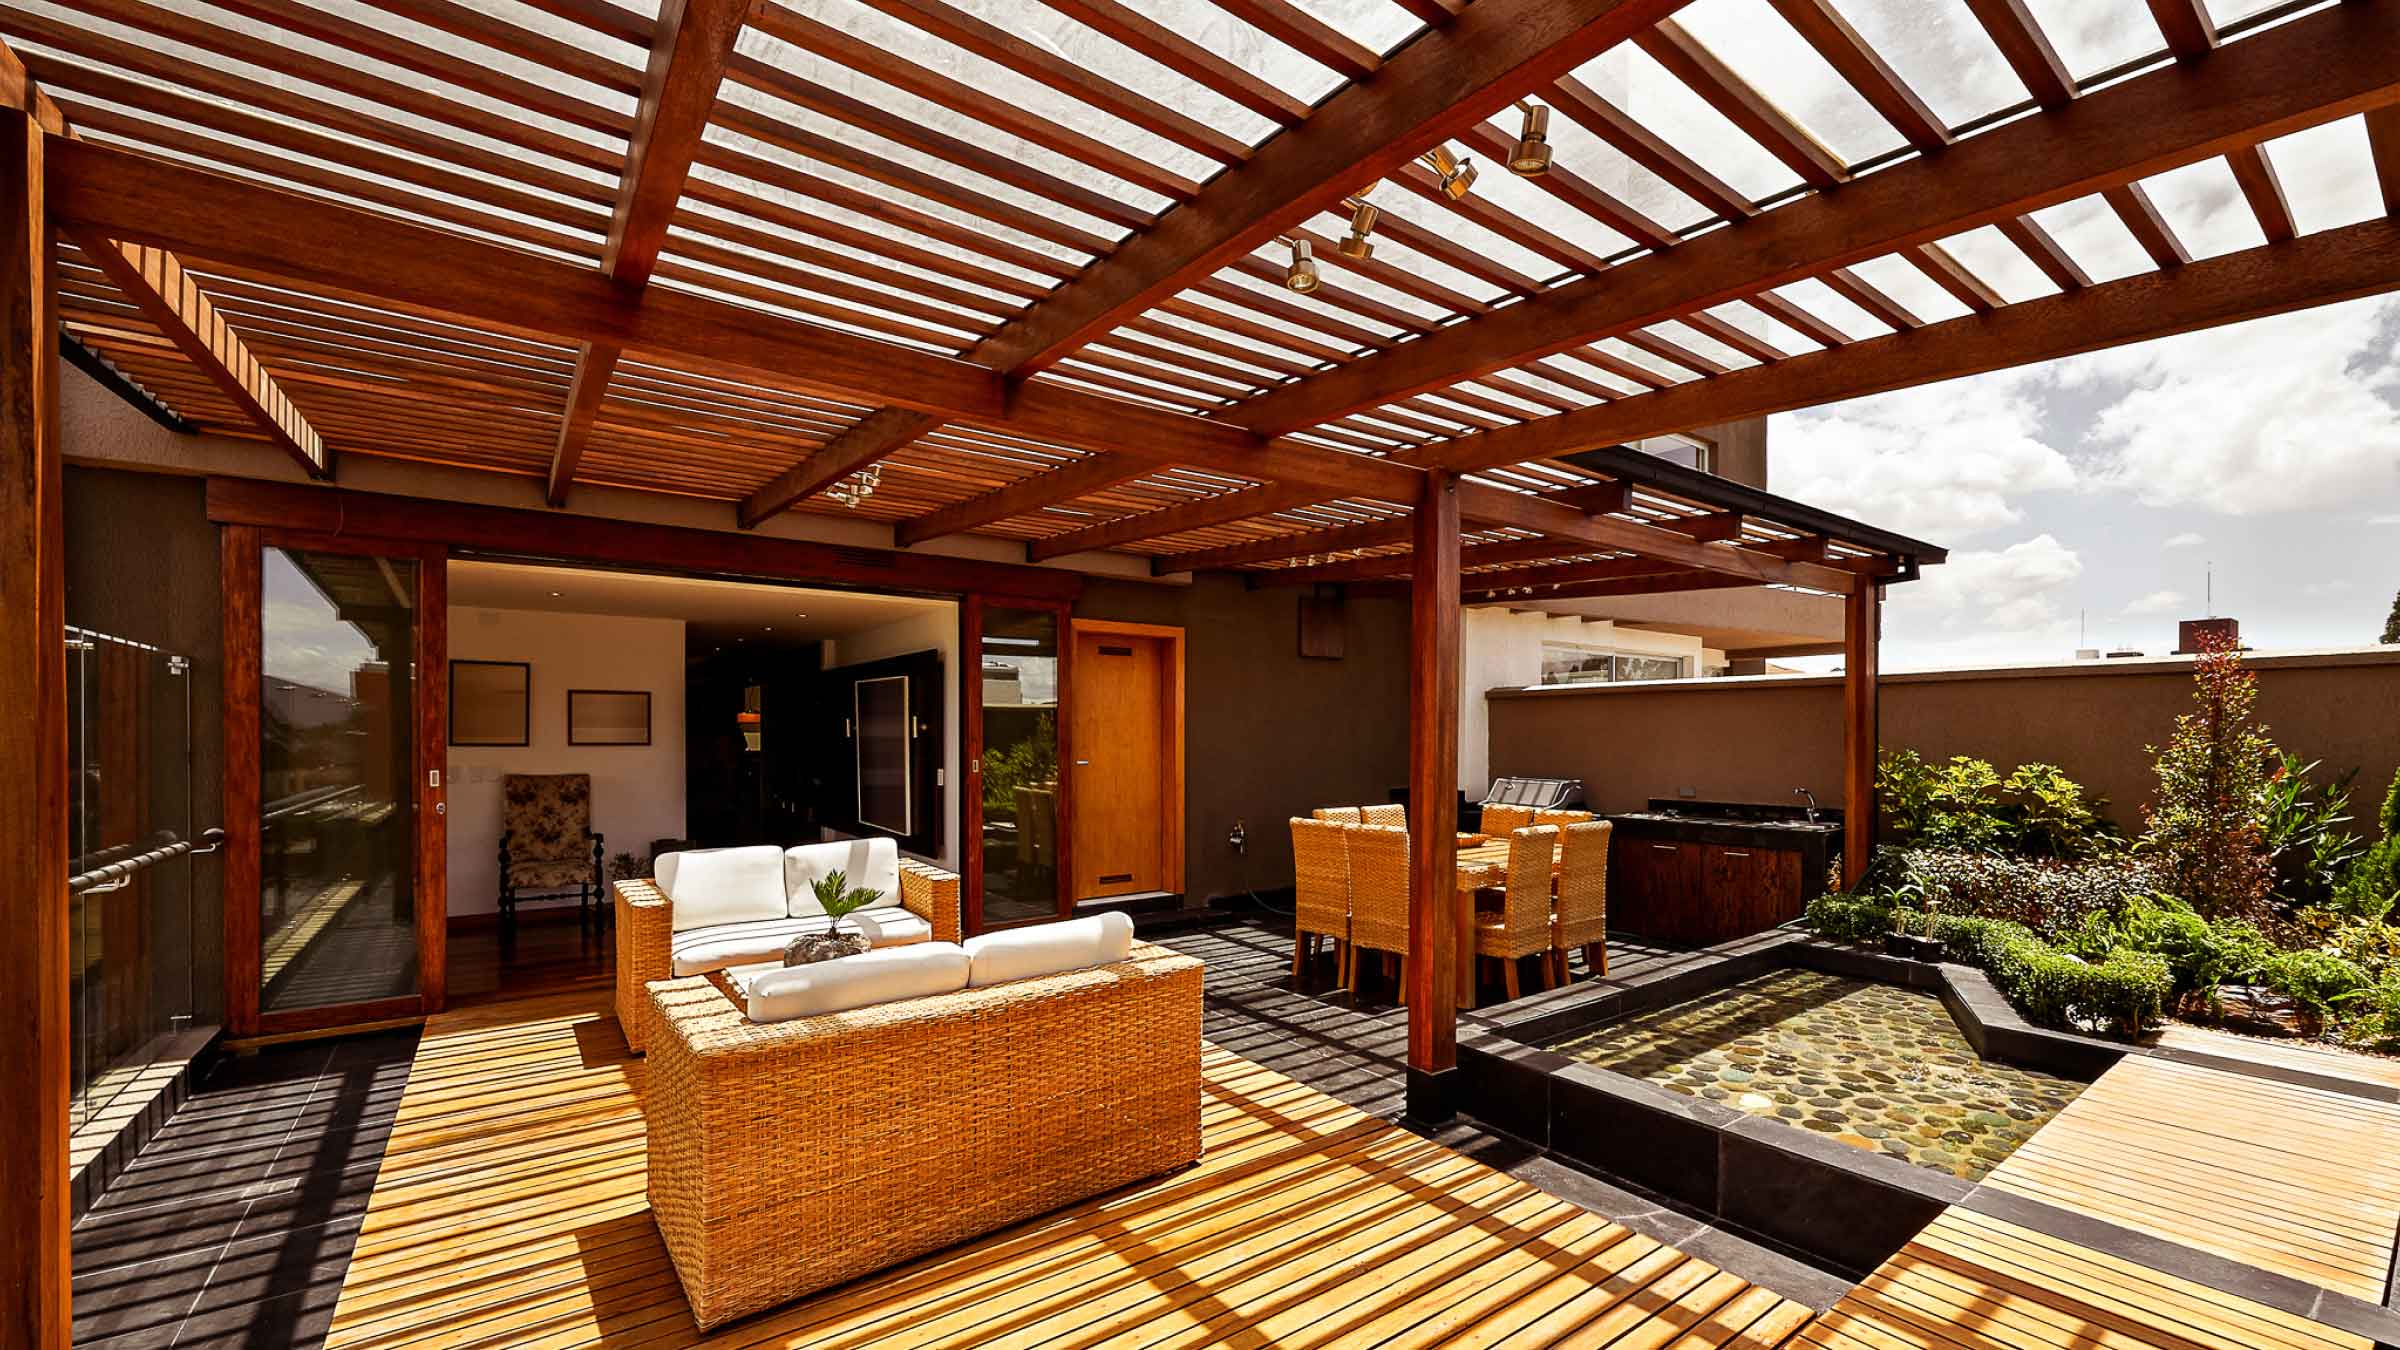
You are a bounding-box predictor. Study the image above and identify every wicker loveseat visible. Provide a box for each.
[613,839,961,1051]
[643,942,1204,1331]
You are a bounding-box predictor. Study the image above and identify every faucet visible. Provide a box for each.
[1794,787,1820,824]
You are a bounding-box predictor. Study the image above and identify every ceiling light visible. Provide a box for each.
[1509,104,1552,177]
[549,590,562,597]
[1423,145,1476,200]
[1338,200,1378,261]
[1284,237,1321,293]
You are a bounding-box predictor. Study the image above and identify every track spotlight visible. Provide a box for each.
[1423,145,1476,200]
[1338,199,1378,260]
[1509,103,1552,177]
[1284,237,1321,293]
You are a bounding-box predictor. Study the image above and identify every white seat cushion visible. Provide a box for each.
[786,838,902,918]
[746,942,971,1022]
[962,912,1135,988]
[669,907,930,977]
[658,846,788,934]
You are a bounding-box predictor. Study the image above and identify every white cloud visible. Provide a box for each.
[1773,376,2075,542]
[2061,297,2400,515]
[2162,532,2205,548]
[1883,534,2085,668]
[2372,515,2400,527]
[2122,589,2186,616]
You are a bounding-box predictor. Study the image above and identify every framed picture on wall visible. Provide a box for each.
[568,689,652,746]
[450,660,530,746]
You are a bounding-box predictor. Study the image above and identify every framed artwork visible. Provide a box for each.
[568,689,652,746]
[450,660,530,746]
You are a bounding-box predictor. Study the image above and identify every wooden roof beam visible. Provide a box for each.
[45,137,1424,510]
[1227,1,2400,433]
[1153,516,1413,574]
[550,0,754,507]
[1254,536,1588,587]
[2367,106,2400,217]
[1465,569,1756,603]
[1964,0,2075,110]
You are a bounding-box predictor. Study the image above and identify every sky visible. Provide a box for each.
[1771,292,2400,672]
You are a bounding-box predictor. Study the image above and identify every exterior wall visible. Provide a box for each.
[1697,418,1768,489]
[445,606,688,916]
[1459,608,1712,799]
[826,606,961,869]
[1077,575,1412,905]
[1487,649,2400,830]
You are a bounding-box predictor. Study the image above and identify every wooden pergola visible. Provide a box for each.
[6,0,2400,1337]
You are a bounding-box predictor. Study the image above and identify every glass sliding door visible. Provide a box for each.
[965,600,1067,929]
[227,529,447,1034]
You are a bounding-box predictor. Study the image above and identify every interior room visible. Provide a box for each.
[439,559,960,1004]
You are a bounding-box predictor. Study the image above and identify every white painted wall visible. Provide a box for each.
[445,606,688,916]
[1458,608,1714,798]
[826,607,961,870]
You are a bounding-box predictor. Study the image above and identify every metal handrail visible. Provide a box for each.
[69,828,223,895]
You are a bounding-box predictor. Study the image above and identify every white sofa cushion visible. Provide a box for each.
[669,907,930,977]
[962,912,1135,988]
[785,837,902,918]
[746,942,971,1022]
[658,846,788,934]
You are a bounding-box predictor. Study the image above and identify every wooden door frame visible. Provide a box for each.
[961,596,1075,934]
[1065,618,1185,902]
[223,528,447,1037]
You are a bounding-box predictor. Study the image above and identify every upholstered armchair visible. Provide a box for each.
[499,772,605,937]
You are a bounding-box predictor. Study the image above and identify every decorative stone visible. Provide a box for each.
[2197,985,2321,1039]
[783,929,871,966]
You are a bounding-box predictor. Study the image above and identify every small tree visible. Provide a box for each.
[2140,633,2276,922]
[2383,586,2400,644]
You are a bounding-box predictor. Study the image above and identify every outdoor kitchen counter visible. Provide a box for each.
[1606,806,1840,946]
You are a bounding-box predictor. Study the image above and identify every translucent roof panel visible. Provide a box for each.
[2018,0,2169,81]
[1768,277,1886,340]
[2267,116,2385,235]
[1672,0,1908,165]
[1825,0,2027,131]
[2023,192,2160,285]
[1107,0,1356,105]
[1590,43,1804,205]
[2135,156,2266,260]
[1939,223,2064,305]
[1847,252,1973,324]
[1277,0,1427,58]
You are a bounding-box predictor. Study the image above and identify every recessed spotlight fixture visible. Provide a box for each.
[549,590,562,597]
[1338,199,1378,260]
[1509,103,1552,177]
[765,625,774,632]
[1423,145,1476,200]
[1284,237,1321,293]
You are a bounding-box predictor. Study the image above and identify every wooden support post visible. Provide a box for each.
[0,101,70,1350]
[1405,470,1461,1125]
[1843,581,1881,891]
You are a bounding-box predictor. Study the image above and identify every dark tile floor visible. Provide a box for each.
[70,1029,418,1349]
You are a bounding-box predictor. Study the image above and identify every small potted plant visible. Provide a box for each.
[782,870,885,966]
[1883,872,1945,962]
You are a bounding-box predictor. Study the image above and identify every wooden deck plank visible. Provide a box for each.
[1976,1055,2400,1301]
[324,990,1819,1349]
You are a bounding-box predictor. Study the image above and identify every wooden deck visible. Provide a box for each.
[323,988,1819,1348]
[1806,1208,2370,1350]
[1978,1052,2400,1302]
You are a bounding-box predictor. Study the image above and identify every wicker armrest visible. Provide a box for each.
[897,860,962,945]
[614,878,675,1052]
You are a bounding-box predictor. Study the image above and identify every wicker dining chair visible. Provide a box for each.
[1289,817,1353,986]
[1478,803,1535,837]
[1359,802,1405,828]
[1312,806,1364,824]
[1344,824,1412,1002]
[1475,825,1558,1000]
[1533,808,1595,828]
[1554,820,1612,981]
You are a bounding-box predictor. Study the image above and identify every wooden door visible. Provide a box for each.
[1066,621,1183,902]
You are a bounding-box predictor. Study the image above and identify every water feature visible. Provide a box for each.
[1550,969,2082,1180]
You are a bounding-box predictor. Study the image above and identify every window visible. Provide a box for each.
[1634,434,1714,474]
[1539,642,1691,686]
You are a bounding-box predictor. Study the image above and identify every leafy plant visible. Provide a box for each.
[608,850,644,885]
[2256,948,2372,1018]
[1802,892,1897,944]
[1875,845,2159,937]
[2065,893,2272,1001]
[980,712,1057,814]
[1929,914,2168,1037]
[2004,763,2112,860]
[2138,634,2277,923]
[1877,751,2114,860]
[2258,754,2364,908]
[809,869,886,927]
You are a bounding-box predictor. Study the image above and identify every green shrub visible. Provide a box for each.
[1949,915,2167,1037]
[1801,892,1896,944]
[1876,846,2158,938]
[2259,754,2365,908]
[1877,751,2113,859]
[2139,636,2277,922]
[2256,948,2372,1017]
[2339,978,2400,1050]
[2064,893,2272,998]
[2331,839,2400,921]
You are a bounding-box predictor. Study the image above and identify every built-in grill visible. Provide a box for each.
[1479,776,1585,811]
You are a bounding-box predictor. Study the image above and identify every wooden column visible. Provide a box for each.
[1842,581,1881,891]
[0,101,70,1350]
[1404,470,1461,1123]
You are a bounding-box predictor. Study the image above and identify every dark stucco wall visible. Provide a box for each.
[1077,575,1412,904]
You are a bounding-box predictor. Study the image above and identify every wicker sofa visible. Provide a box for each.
[613,838,961,1052]
[643,942,1204,1331]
